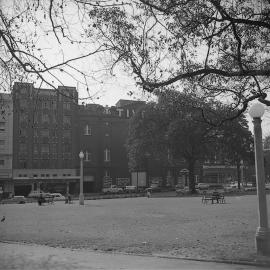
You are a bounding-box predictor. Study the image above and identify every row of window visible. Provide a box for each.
[17,173,72,178]
[17,148,111,162]
[19,159,73,169]
[19,99,72,110]
[0,122,5,131]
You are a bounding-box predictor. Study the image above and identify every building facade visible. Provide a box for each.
[12,83,79,196]
[78,100,146,192]
[0,93,13,197]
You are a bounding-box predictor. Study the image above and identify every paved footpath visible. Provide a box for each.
[0,242,268,270]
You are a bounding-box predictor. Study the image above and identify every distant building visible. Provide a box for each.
[264,149,270,183]
[77,101,145,192]
[0,93,13,196]
[12,82,79,196]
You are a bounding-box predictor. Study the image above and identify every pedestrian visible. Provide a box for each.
[65,193,69,204]
[147,189,151,198]
[38,192,43,206]
[68,194,72,204]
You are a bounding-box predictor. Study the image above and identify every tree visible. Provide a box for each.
[87,0,270,119]
[217,115,254,189]
[127,90,223,193]
[2,1,270,118]
[263,134,270,149]
[0,0,113,98]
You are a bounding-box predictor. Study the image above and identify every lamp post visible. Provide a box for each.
[79,151,84,205]
[249,103,270,256]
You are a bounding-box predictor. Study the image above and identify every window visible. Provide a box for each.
[104,148,110,162]
[19,129,27,137]
[33,114,39,125]
[63,115,71,127]
[63,102,71,110]
[0,160,4,166]
[51,101,57,110]
[42,101,49,109]
[63,130,71,139]
[51,144,57,153]
[52,113,57,124]
[33,129,38,138]
[19,160,27,169]
[42,113,49,124]
[19,113,27,124]
[51,129,57,138]
[33,144,39,156]
[85,151,92,161]
[40,129,49,138]
[0,122,5,131]
[20,99,27,108]
[104,170,110,177]
[32,160,39,168]
[63,143,71,153]
[84,124,91,135]
[41,144,49,153]
[19,143,27,153]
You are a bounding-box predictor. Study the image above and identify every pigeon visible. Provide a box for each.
[1,216,5,222]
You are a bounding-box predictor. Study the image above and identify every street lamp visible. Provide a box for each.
[79,151,84,205]
[249,103,270,256]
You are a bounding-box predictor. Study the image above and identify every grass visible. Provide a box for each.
[0,194,269,263]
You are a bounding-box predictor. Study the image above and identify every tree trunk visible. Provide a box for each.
[188,159,196,193]
[236,160,241,189]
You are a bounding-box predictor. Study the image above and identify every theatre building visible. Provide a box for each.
[12,83,146,195]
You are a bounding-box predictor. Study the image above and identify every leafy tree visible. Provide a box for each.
[264,134,270,149]
[87,0,270,118]
[127,90,254,192]
[0,0,112,97]
[2,1,270,118]
[217,115,254,188]
[127,90,222,193]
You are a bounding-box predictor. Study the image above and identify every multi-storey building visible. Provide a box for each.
[12,82,79,196]
[78,100,146,192]
[0,93,13,197]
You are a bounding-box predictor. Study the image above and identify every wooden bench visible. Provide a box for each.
[202,192,225,204]
[38,195,54,205]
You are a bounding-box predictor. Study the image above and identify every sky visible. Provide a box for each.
[2,0,270,137]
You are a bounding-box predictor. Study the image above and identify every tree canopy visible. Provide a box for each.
[87,0,270,117]
[1,0,270,117]
[126,90,253,192]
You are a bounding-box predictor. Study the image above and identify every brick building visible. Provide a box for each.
[77,100,146,192]
[12,83,79,196]
[0,93,13,197]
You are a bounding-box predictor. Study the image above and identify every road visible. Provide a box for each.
[0,241,267,270]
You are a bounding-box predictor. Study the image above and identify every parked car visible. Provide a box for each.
[125,186,137,193]
[28,190,51,199]
[197,183,225,195]
[176,186,189,195]
[149,183,162,192]
[50,193,65,201]
[1,195,26,204]
[102,185,123,194]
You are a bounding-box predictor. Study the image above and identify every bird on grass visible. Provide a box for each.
[1,216,5,222]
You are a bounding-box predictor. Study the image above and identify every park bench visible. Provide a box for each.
[38,195,54,205]
[201,191,225,204]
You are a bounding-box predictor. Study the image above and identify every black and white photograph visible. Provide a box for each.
[1,0,270,269]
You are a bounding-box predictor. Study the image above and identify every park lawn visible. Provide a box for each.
[0,194,269,263]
